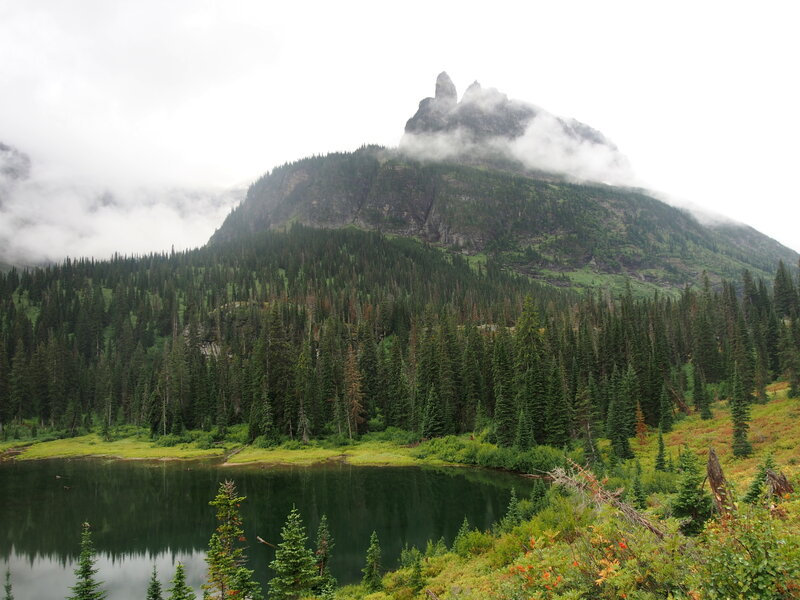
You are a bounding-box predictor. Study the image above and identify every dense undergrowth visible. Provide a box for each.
[333,388,800,600]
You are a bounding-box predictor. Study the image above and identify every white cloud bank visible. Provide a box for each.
[0,153,241,265]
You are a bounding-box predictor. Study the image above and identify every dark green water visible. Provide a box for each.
[0,458,530,598]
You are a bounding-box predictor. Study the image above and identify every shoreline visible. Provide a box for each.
[1,434,458,469]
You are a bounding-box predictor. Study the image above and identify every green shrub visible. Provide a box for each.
[452,529,493,557]
[360,427,418,445]
[195,433,215,449]
[698,507,800,599]
[155,433,190,447]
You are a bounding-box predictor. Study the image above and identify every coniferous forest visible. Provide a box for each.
[1,224,798,451]
[3,224,800,599]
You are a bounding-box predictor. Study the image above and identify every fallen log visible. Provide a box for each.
[550,459,667,540]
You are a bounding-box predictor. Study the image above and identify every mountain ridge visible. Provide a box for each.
[210,146,798,292]
[210,73,798,291]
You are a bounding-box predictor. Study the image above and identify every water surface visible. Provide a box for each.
[0,458,530,598]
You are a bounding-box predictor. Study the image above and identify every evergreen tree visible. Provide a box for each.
[3,570,12,600]
[314,514,336,594]
[606,388,633,459]
[408,551,424,592]
[343,346,365,439]
[203,480,260,600]
[493,383,515,447]
[743,453,776,504]
[361,531,382,592]
[774,260,798,317]
[779,320,800,398]
[268,507,319,600]
[67,522,106,600]
[259,392,277,446]
[672,450,712,535]
[730,365,753,458]
[620,364,640,437]
[420,386,444,439]
[146,566,163,600]
[631,473,647,510]
[545,362,572,448]
[166,564,195,600]
[658,384,673,433]
[386,339,411,429]
[513,407,533,450]
[654,429,667,472]
[693,367,712,420]
[499,487,523,532]
[451,516,470,555]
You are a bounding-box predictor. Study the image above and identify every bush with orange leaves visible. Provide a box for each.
[492,502,696,599]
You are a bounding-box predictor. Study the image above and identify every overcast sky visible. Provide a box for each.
[1,0,798,261]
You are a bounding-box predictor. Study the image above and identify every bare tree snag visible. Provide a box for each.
[706,447,735,516]
[766,468,794,497]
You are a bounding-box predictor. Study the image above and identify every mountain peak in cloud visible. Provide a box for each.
[434,71,457,107]
[0,141,31,182]
[401,73,634,186]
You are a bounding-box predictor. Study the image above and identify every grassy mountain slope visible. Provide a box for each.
[210,147,798,293]
[336,385,800,600]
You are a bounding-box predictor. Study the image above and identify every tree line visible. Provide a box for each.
[1,225,799,460]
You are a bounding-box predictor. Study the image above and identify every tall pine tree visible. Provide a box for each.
[361,531,382,592]
[730,364,753,458]
[203,480,260,600]
[166,564,194,600]
[67,522,106,600]
[268,507,319,600]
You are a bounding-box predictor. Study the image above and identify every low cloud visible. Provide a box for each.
[508,113,636,185]
[0,149,242,265]
[400,75,638,186]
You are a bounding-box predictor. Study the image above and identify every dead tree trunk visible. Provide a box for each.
[766,468,794,497]
[707,447,735,516]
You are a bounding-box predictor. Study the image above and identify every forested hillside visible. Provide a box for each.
[210,148,799,292]
[2,224,799,457]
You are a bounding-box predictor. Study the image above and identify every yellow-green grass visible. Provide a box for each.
[225,440,454,468]
[16,434,228,461]
[0,439,32,453]
[635,383,800,486]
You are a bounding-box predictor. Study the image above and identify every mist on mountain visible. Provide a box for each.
[400,72,636,186]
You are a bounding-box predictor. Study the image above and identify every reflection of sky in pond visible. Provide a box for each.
[0,459,533,598]
[2,549,207,600]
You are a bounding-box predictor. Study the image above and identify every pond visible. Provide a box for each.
[0,458,532,598]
